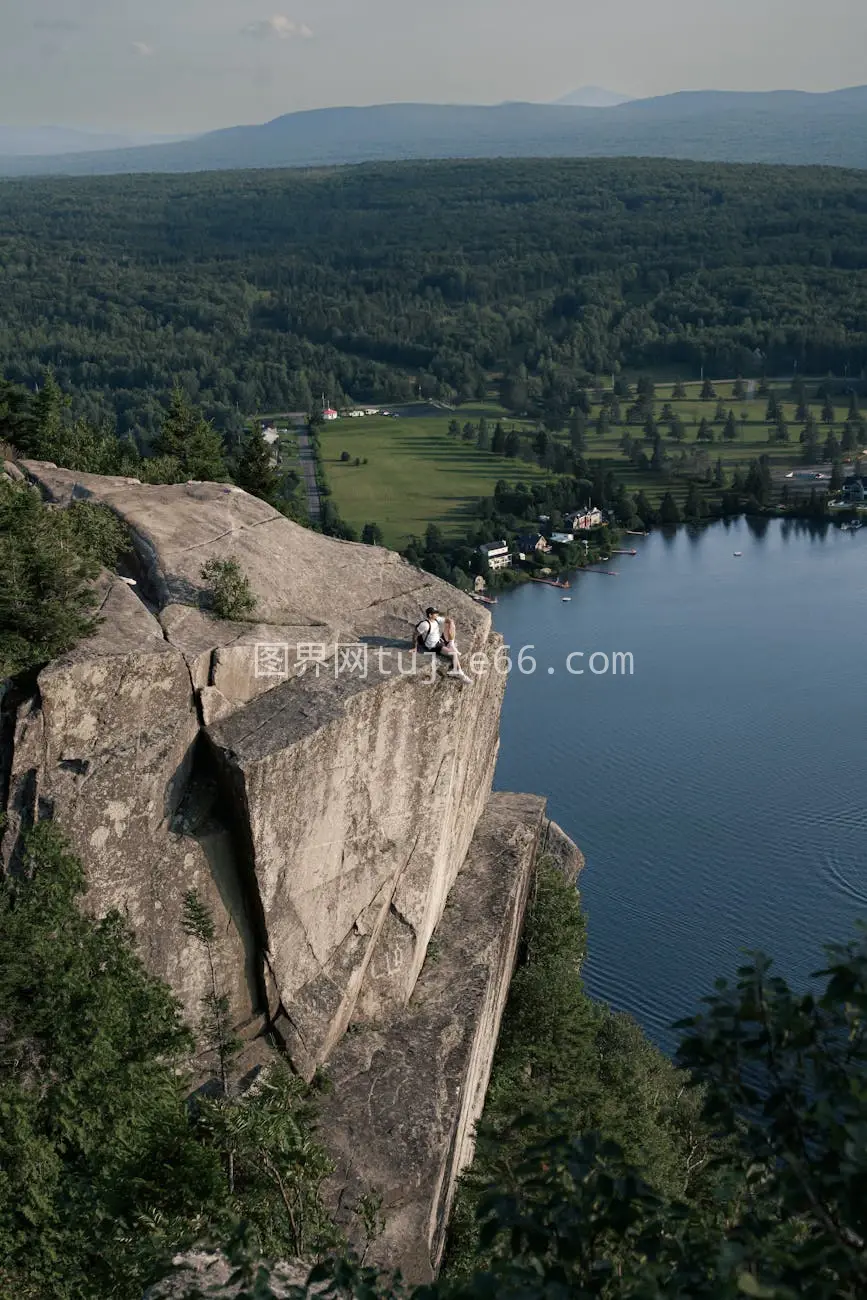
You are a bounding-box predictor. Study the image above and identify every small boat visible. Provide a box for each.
[733,552,743,557]
[841,523,851,531]
[561,597,572,602]
[850,520,863,531]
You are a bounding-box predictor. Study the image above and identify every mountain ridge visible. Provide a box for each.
[1,84,866,177]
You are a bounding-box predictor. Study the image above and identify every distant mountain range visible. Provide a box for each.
[1,86,866,178]
[0,126,192,158]
[554,86,633,107]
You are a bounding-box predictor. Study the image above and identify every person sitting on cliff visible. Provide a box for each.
[414,609,471,684]
[415,607,444,655]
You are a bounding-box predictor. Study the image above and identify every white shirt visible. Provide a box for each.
[417,617,442,650]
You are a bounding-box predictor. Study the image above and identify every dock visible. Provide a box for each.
[529,577,571,589]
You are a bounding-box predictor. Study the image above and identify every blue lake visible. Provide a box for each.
[492,518,867,1053]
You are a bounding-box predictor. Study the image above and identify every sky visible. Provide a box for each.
[3,0,867,133]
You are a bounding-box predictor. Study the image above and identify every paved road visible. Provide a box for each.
[297,427,322,524]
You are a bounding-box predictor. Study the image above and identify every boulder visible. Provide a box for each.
[542,818,585,882]
[145,1253,315,1299]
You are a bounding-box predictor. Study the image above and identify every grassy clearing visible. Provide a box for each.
[314,382,861,545]
[317,411,545,548]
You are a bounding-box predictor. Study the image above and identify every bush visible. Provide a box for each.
[200,558,257,621]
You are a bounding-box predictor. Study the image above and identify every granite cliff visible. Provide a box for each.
[0,462,581,1281]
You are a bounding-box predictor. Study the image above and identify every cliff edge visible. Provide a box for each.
[1,464,580,1279]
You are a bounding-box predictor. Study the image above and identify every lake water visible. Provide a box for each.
[492,518,867,1054]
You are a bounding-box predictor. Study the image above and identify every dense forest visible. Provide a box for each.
[1,157,867,440]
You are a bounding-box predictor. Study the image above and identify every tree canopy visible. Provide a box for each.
[1,158,866,436]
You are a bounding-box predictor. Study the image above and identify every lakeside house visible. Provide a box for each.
[322,408,339,422]
[478,540,511,571]
[564,506,603,531]
[516,533,551,556]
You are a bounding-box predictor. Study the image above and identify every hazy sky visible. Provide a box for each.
[3,0,867,133]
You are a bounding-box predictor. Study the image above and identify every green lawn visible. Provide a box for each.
[314,382,860,545]
[318,411,545,548]
[575,378,857,502]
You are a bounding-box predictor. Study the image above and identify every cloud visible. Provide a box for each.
[32,18,82,31]
[242,16,314,40]
[132,41,155,57]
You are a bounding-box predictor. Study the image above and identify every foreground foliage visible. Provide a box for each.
[189,913,867,1300]
[1,830,866,1298]
[0,827,339,1300]
[443,864,720,1280]
[0,824,222,1299]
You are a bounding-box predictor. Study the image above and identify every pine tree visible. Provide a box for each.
[724,410,738,441]
[659,491,682,524]
[236,427,278,502]
[569,412,587,454]
[361,522,384,546]
[0,479,105,676]
[153,387,228,482]
[0,377,35,450]
[684,482,703,520]
[650,435,666,471]
[491,422,506,455]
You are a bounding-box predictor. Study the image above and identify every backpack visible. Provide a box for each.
[415,617,439,652]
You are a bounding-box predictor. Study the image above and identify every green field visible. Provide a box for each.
[315,383,860,545]
[318,407,544,548]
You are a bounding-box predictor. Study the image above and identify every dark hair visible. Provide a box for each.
[425,607,437,617]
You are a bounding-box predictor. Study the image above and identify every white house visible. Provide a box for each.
[565,506,603,531]
[322,408,339,422]
[550,532,575,545]
[478,540,511,571]
[261,426,280,446]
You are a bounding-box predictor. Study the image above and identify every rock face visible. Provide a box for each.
[542,817,586,882]
[3,464,578,1278]
[321,792,546,1281]
[1,569,262,1032]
